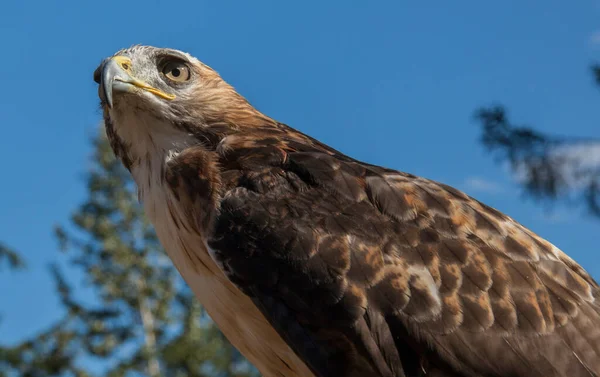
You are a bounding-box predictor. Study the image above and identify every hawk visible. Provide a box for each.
[93,45,600,377]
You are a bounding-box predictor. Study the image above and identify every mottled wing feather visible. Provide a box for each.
[176,128,600,377]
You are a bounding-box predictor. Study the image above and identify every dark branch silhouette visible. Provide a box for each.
[0,243,25,271]
[475,64,600,217]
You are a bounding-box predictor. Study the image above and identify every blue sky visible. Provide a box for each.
[1,1,600,345]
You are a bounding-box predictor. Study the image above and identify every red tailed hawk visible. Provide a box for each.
[93,45,600,377]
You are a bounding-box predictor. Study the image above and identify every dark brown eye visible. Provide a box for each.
[162,60,191,82]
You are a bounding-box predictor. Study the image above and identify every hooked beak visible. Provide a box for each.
[93,56,175,108]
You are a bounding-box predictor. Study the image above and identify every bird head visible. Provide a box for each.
[93,45,272,171]
[94,45,254,126]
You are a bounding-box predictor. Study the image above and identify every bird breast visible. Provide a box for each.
[133,154,315,377]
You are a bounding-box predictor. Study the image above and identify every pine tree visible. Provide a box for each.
[1,245,84,377]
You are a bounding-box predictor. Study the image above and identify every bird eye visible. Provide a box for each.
[161,60,191,82]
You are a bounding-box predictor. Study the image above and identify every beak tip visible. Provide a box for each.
[106,91,114,109]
